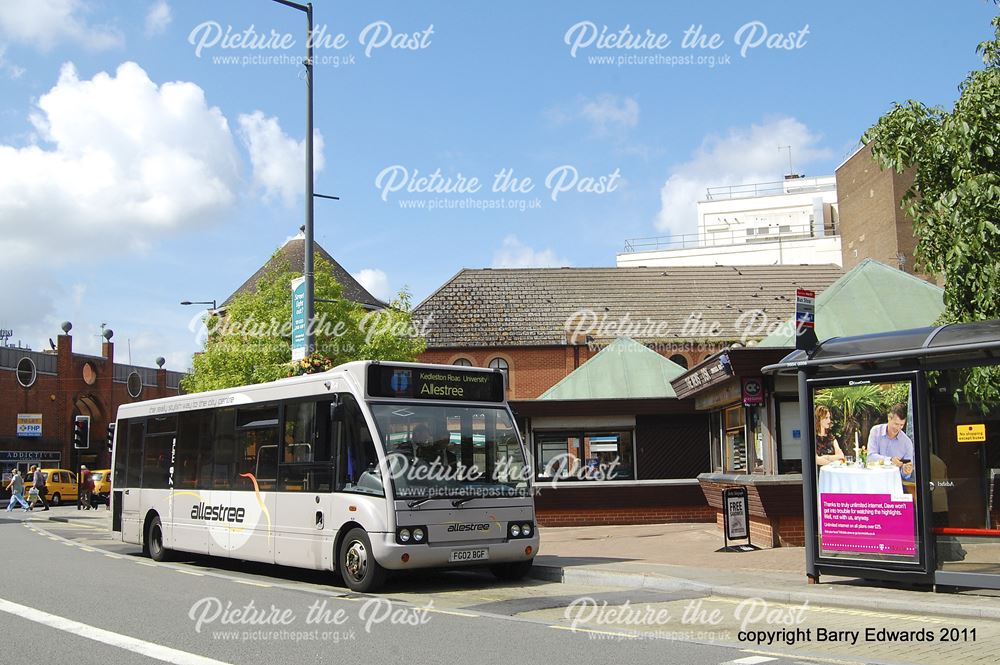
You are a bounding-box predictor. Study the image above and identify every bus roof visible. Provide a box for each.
[115,360,504,420]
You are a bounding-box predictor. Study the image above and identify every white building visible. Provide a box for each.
[618,175,842,267]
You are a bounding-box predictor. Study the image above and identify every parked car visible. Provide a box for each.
[37,468,78,506]
[91,469,112,505]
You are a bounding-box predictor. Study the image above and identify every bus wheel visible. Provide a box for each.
[490,560,534,582]
[146,515,171,562]
[339,528,386,593]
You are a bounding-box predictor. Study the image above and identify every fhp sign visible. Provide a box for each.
[16,413,42,437]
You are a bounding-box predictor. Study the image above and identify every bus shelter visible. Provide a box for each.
[763,320,1000,590]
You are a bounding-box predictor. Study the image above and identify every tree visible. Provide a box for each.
[864,9,1000,405]
[182,252,425,392]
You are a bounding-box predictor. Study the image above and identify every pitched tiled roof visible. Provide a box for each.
[538,337,687,400]
[756,259,944,347]
[414,265,844,348]
[222,236,385,309]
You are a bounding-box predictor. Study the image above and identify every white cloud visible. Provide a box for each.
[492,236,571,268]
[580,94,639,136]
[0,61,242,330]
[0,0,123,51]
[0,45,26,79]
[238,111,325,206]
[655,117,833,236]
[356,269,392,301]
[548,93,640,138]
[144,0,172,37]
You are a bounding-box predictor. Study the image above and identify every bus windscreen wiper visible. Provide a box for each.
[407,498,433,508]
[452,496,476,507]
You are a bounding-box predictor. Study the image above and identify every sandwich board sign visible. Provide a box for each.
[719,487,759,552]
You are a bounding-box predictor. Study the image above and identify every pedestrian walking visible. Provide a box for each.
[30,465,49,511]
[80,465,94,510]
[5,470,30,511]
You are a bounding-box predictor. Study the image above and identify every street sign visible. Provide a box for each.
[956,423,986,443]
[742,377,764,406]
[795,288,818,352]
[291,276,307,361]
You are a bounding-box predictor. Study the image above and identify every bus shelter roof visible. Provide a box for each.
[762,319,1000,375]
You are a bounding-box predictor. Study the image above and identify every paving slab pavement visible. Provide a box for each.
[533,523,1000,620]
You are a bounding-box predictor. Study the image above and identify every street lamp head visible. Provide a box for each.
[61,321,72,333]
[180,301,192,306]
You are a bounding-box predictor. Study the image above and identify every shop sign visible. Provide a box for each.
[0,451,60,461]
[742,377,764,406]
[695,380,741,411]
[16,413,42,437]
[956,424,986,443]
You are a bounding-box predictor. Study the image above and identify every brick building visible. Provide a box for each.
[1,324,184,487]
[836,143,936,283]
[414,265,844,527]
[414,265,844,399]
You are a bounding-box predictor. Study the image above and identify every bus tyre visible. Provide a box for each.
[490,560,534,582]
[50,492,61,506]
[146,515,171,562]
[339,528,387,593]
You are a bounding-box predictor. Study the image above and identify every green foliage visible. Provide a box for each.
[182,252,425,393]
[864,10,1000,404]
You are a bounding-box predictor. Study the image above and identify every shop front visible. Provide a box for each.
[764,320,1000,589]
[672,348,805,546]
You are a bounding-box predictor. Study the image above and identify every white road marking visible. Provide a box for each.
[0,598,232,665]
[722,658,778,665]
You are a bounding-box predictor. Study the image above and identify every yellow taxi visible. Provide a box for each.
[36,468,78,506]
[91,469,112,505]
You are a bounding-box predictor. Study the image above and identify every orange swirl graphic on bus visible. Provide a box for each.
[239,472,273,545]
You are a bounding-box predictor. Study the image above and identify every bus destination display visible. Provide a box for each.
[367,365,504,402]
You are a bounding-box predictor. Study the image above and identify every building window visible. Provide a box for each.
[488,357,509,387]
[668,354,689,370]
[126,371,143,399]
[534,430,634,481]
[16,357,36,388]
[453,358,473,367]
[724,405,747,473]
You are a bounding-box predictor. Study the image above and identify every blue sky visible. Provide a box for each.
[0,0,995,369]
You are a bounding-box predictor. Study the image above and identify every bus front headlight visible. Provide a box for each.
[510,524,521,538]
[413,528,425,542]
[399,528,411,543]
[521,523,532,537]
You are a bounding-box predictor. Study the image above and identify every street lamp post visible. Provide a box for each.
[180,300,217,311]
[272,0,316,356]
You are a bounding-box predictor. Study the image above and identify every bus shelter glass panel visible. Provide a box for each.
[810,377,922,566]
[931,367,1000,573]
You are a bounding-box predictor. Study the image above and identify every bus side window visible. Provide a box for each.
[213,408,236,491]
[336,394,383,496]
[176,409,211,489]
[277,400,333,492]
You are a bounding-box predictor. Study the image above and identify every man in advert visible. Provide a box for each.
[866,403,914,480]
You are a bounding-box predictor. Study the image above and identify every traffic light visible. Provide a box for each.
[73,415,90,449]
[106,423,115,453]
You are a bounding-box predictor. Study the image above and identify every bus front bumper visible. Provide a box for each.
[371,532,539,571]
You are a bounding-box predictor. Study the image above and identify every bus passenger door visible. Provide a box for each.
[274,399,336,569]
[120,420,145,544]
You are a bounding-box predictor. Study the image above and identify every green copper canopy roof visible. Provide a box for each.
[538,337,687,400]
[757,259,944,348]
